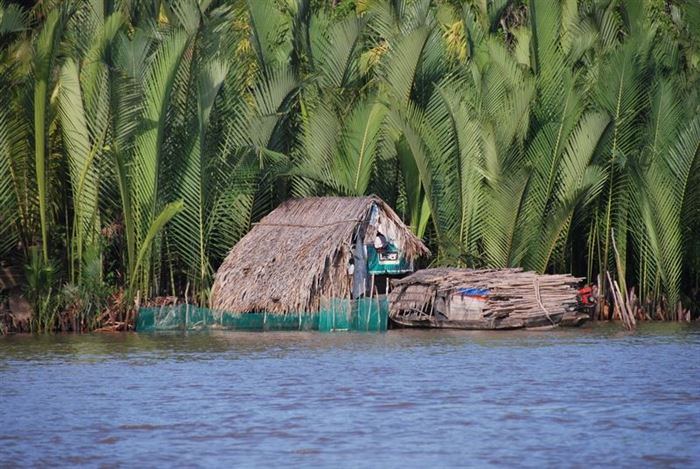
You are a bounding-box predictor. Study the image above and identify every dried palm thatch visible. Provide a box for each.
[211,196,429,315]
[390,268,584,328]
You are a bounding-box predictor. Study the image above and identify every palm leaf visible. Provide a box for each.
[169,58,229,291]
[247,0,290,72]
[381,25,430,105]
[0,1,28,35]
[130,29,190,294]
[525,112,609,272]
[594,40,646,279]
[338,98,388,194]
[58,59,102,277]
[0,97,25,256]
[129,200,184,292]
[311,13,364,91]
[33,5,69,261]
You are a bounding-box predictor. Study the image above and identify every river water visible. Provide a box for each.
[1,323,699,468]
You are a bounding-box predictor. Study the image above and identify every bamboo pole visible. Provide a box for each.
[367,274,375,330]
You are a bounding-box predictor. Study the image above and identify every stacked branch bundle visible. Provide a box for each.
[390,268,583,322]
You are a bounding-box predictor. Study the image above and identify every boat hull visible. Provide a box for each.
[389,311,589,330]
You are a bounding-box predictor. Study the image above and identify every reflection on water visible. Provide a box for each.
[1,323,699,467]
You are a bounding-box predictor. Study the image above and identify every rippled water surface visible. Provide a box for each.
[1,323,700,467]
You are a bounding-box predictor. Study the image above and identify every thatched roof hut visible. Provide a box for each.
[211,196,429,315]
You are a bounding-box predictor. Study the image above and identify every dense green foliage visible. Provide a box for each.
[1,0,699,323]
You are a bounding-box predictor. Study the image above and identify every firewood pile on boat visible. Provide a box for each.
[389,268,589,330]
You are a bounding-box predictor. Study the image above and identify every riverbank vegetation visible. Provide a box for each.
[1,0,699,332]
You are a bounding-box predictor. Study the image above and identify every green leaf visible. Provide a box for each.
[130,200,184,292]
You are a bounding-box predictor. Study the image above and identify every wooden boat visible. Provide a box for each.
[389,268,590,330]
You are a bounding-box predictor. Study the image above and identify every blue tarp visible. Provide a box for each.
[456,288,490,297]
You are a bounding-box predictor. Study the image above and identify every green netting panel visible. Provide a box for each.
[135,298,387,332]
[136,305,214,331]
[219,311,264,330]
[318,297,388,332]
[353,296,389,332]
[136,306,318,332]
[318,298,352,332]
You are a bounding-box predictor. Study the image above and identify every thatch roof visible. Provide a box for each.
[389,268,582,320]
[211,196,429,315]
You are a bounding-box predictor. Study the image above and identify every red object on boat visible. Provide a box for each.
[578,286,595,305]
